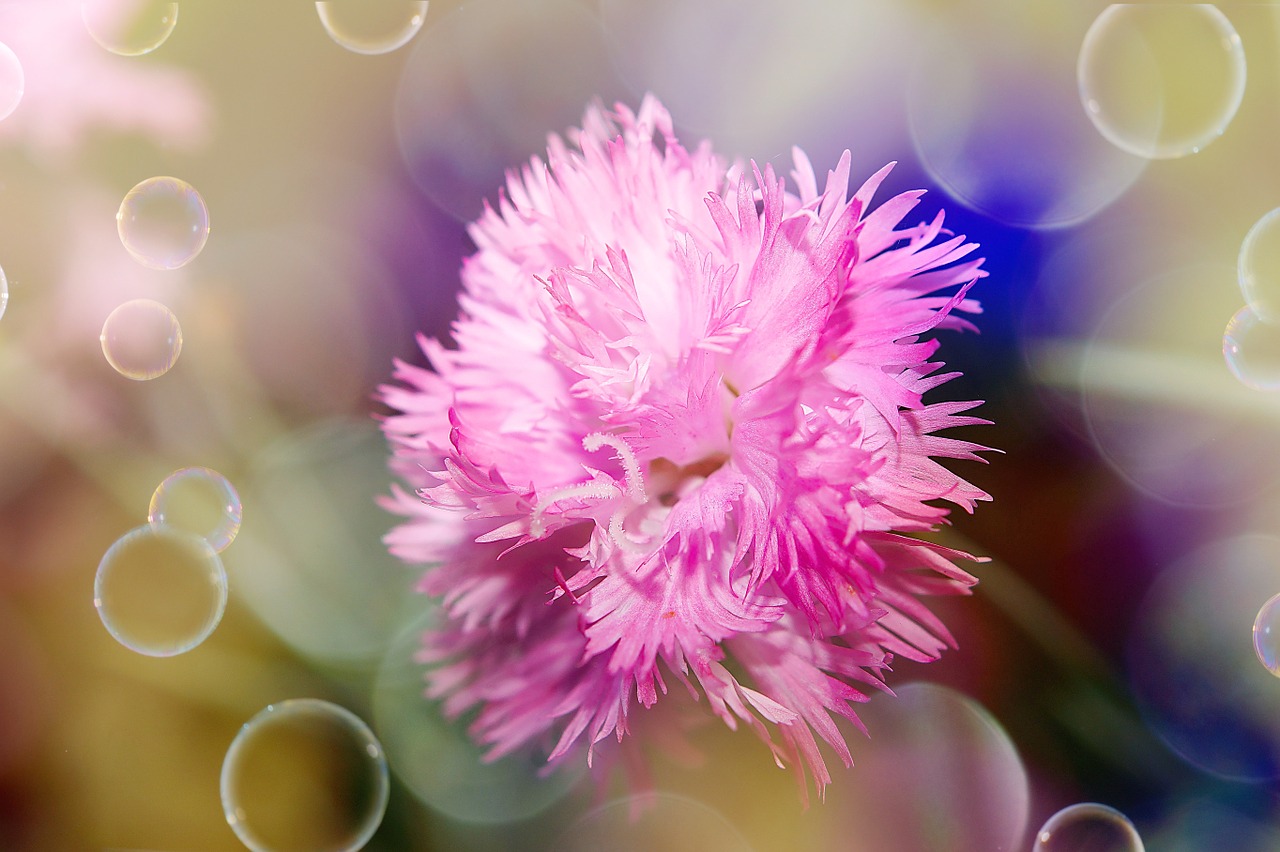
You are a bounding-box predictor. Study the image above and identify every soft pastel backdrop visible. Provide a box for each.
[2,1,1279,849]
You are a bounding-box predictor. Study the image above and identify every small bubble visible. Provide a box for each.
[0,41,23,122]
[1223,305,1280,391]
[221,699,389,852]
[316,0,428,55]
[1239,208,1280,323]
[94,525,227,657]
[1078,5,1246,159]
[149,467,242,553]
[1035,803,1144,852]
[100,299,183,381]
[0,264,9,322]
[117,176,209,270]
[82,0,179,57]
[1253,593,1280,676]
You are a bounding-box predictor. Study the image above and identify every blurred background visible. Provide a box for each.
[1,0,1279,849]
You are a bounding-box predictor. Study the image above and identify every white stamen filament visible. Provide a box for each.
[528,433,654,547]
[582,432,646,502]
[529,480,619,538]
[608,511,648,554]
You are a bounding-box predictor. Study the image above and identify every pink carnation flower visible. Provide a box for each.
[382,96,991,799]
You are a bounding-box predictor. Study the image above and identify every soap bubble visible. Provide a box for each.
[372,606,584,824]
[117,176,210,270]
[822,682,1029,852]
[1239,208,1280,322]
[1252,592,1280,677]
[82,0,179,57]
[221,699,389,852]
[149,467,242,553]
[1035,803,1144,852]
[557,794,753,852]
[1078,4,1246,159]
[94,524,227,657]
[0,41,23,121]
[1129,535,1280,781]
[908,2,1147,229]
[316,1,428,55]
[100,299,182,381]
[1223,306,1280,392]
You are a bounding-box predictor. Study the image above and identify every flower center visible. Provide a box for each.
[648,454,729,507]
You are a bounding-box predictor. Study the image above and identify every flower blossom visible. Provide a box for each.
[381,96,991,799]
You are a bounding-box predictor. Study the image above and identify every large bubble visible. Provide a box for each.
[1078,4,1246,159]
[371,606,585,825]
[556,793,754,852]
[1080,266,1280,507]
[221,699,389,852]
[821,682,1029,852]
[315,0,428,55]
[909,1,1147,228]
[94,524,227,657]
[1129,535,1280,781]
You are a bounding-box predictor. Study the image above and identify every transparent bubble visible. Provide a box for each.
[907,3,1147,229]
[372,605,584,824]
[316,0,428,55]
[1078,4,1246,159]
[100,298,182,381]
[94,524,227,657]
[1224,305,1280,392]
[0,41,23,122]
[1239,209,1280,322]
[823,682,1028,852]
[557,794,754,852]
[221,699,389,852]
[1035,803,1144,852]
[1253,593,1280,677]
[0,264,8,322]
[149,467,242,553]
[231,420,426,665]
[1080,266,1280,508]
[1129,535,1280,781]
[82,0,179,57]
[116,176,210,270]
[395,0,625,222]
[599,0,915,175]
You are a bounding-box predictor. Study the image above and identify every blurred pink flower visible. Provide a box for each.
[382,96,991,798]
[0,0,209,158]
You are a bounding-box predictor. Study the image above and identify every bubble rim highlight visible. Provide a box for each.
[93,523,228,658]
[1223,304,1280,392]
[220,698,390,852]
[1239,207,1280,323]
[1253,592,1280,677]
[0,40,24,122]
